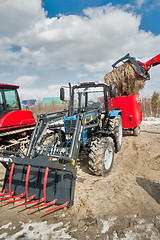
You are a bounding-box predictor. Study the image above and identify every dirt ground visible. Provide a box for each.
[0,123,159,239]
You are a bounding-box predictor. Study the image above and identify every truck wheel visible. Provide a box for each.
[88,137,114,176]
[108,115,122,152]
[133,125,140,136]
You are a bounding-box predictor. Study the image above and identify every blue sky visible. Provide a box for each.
[42,0,160,35]
[0,0,160,99]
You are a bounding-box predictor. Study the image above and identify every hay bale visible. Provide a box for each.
[104,60,145,96]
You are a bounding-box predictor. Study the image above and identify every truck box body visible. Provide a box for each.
[111,94,142,129]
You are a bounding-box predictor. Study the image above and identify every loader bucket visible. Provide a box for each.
[0,156,76,212]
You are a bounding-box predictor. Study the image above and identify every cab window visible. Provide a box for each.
[4,89,19,110]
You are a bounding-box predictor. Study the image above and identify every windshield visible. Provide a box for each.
[74,86,104,111]
[4,89,19,110]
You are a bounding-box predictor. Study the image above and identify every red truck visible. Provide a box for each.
[110,53,160,135]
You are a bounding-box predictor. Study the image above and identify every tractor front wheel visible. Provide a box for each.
[108,115,122,152]
[88,137,114,176]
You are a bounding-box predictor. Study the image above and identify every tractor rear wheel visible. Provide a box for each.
[88,136,114,176]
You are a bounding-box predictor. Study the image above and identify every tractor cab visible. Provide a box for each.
[0,84,21,117]
[60,82,116,116]
[0,83,36,136]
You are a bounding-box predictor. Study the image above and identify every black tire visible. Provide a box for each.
[88,137,114,176]
[108,115,122,152]
[133,125,140,136]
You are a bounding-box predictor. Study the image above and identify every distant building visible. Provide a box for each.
[42,97,62,104]
[22,99,36,106]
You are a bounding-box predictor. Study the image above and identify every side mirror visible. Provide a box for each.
[109,84,116,98]
[60,87,65,101]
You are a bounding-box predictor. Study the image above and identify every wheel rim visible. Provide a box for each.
[104,145,113,170]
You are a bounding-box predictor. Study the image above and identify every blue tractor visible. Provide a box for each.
[0,82,122,212]
[61,82,122,175]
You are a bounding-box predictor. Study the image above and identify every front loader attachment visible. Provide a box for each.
[104,53,150,96]
[0,111,82,212]
[0,156,76,211]
[112,53,150,80]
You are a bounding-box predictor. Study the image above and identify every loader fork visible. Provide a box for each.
[0,162,70,212]
[0,111,82,213]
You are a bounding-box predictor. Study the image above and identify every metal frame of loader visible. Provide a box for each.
[112,53,150,80]
[0,82,122,213]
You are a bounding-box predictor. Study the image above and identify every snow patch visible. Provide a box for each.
[142,117,160,125]
[0,222,12,229]
[0,221,76,240]
[0,232,8,239]
[101,216,117,233]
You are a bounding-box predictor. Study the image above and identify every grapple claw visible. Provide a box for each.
[0,163,15,199]
[0,191,15,198]
[9,163,15,195]
[29,199,57,210]
[4,196,27,204]
[25,165,31,199]
[3,193,25,203]
[45,201,69,213]
[15,195,35,207]
[0,189,6,194]
[19,197,45,207]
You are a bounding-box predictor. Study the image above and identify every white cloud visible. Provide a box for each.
[15,75,39,87]
[0,0,45,38]
[0,1,160,98]
[6,3,159,73]
[19,84,62,99]
[1,1,159,71]
[137,0,160,12]
[0,0,46,66]
[0,72,10,77]
[136,0,148,9]
[77,73,88,79]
